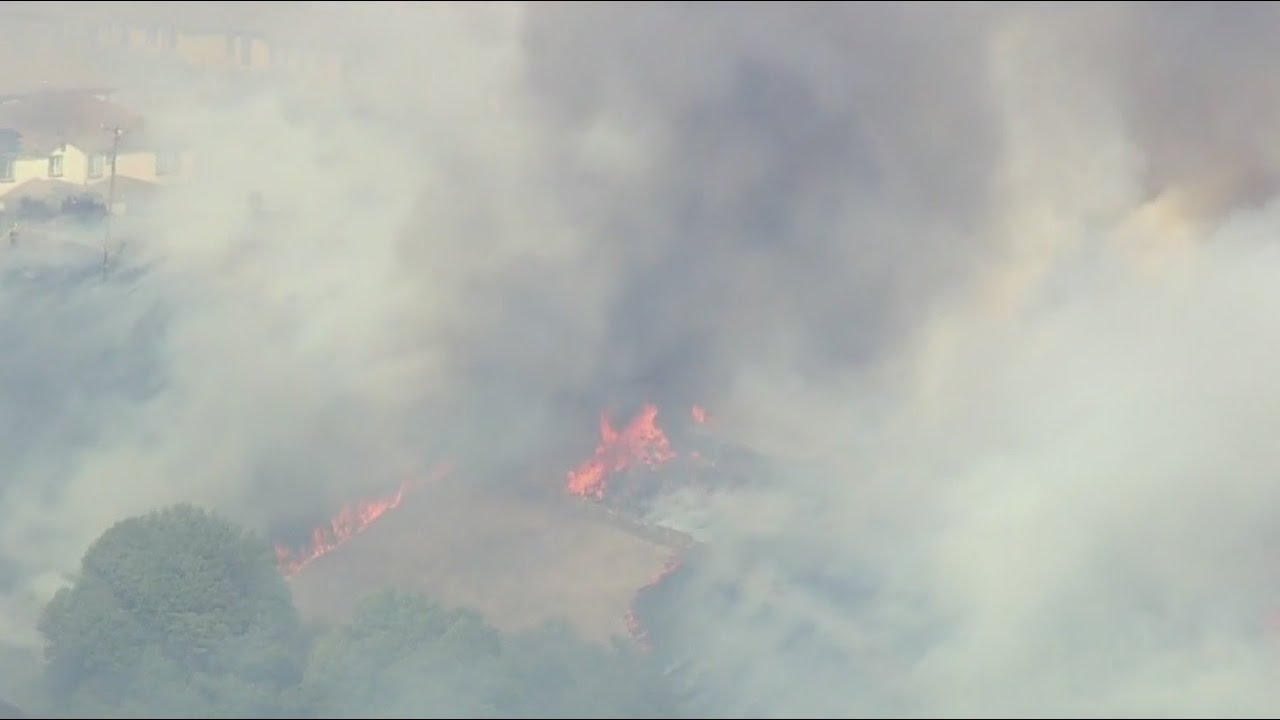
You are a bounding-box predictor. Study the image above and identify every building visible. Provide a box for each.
[0,90,186,213]
[87,19,343,86]
[0,4,344,94]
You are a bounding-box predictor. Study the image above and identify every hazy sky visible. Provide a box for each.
[3,2,1280,717]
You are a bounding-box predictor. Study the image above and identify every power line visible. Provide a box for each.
[101,123,124,278]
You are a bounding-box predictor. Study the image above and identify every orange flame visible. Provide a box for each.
[566,404,676,500]
[625,555,683,652]
[273,463,452,578]
[275,483,408,577]
[563,407,699,649]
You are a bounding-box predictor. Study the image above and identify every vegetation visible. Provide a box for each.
[33,504,684,719]
[38,504,306,718]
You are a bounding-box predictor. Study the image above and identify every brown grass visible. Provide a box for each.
[286,473,677,645]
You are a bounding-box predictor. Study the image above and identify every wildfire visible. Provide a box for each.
[623,609,649,650]
[274,464,451,578]
[561,403,705,648]
[566,404,677,500]
[275,483,406,577]
[625,555,683,652]
[691,405,708,425]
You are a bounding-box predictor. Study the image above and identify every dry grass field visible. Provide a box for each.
[287,471,679,644]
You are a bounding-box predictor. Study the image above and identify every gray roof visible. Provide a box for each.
[0,91,148,157]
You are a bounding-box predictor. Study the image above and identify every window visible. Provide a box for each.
[156,151,181,176]
[48,154,63,178]
[88,153,105,179]
[0,156,13,183]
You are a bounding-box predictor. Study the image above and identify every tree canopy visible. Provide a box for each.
[37,504,306,718]
[301,589,504,717]
[35,503,686,719]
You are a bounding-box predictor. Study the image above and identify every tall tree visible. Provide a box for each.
[37,504,307,718]
[302,588,686,719]
[301,589,504,718]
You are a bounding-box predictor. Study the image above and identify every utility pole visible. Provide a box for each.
[101,123,124,277]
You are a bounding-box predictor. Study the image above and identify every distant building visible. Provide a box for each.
[90,22,342,85]
[0,4,344,94]
[0,90,185,212]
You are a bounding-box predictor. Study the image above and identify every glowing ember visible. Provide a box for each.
[566,404,676,500]
[691,405,708,424]
[623,609,649,651]
[625,555,683,652]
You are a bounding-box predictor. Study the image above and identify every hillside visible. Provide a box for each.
[286,472,679,644]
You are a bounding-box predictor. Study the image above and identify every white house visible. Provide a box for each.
[0,90,189,213]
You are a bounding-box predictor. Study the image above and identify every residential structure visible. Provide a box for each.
[0,3,344,94]
[0,90,186,213]
[88,20,343,86]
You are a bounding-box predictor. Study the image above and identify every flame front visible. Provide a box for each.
[566,404,676,500]
[274,462,452,578]
[625,555,683,652]
[275,483,407,578]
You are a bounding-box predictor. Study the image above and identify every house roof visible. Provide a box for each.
[0,91,148,157]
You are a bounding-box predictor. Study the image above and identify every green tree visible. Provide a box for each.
[37,504,307,718]
[302,589,687,719]
[301,589,504,718]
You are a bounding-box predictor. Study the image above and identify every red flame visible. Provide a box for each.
[625,555,683,652]
[560,407,702,648]
[275,483,407,577]
[274,464,452,578]
[566,404,676,500]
